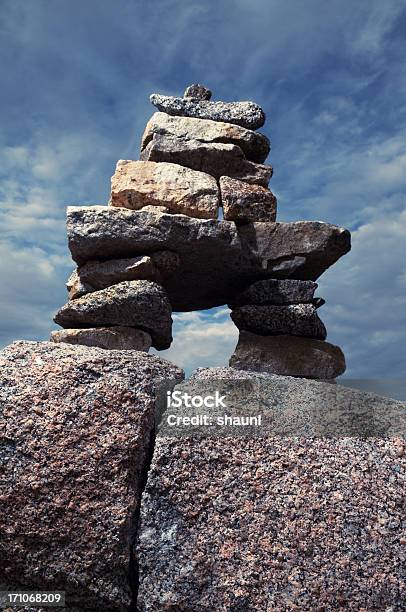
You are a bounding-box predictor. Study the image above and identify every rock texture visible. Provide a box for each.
[141,112,270,163]
[110,160,219,219]
[150,93,266,130]
[183,83,212,99]
[67,207,351,311]
[136,368,406,611]
[50,326,152,351]
[140,135,272,185]
[67,252,179,300]
[229,331,345,378]
[220,176,277,222]
[0,341,183,610]
[230,278,318,306]
[231,304,327,339]
[54,280,172,350]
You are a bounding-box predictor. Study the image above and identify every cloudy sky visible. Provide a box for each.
[1,0,405,378]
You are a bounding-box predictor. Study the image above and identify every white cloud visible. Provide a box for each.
[153,308,238,375]
[319,210,406,377]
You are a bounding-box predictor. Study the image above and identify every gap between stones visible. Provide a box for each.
[129,373,185,611]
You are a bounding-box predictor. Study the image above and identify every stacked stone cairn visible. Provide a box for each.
[52,84,351,379]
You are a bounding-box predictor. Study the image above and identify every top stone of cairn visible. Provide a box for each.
[183,83,212,100]
[150,84,265,130]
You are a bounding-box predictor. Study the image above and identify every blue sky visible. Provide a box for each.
[0,0,405,377]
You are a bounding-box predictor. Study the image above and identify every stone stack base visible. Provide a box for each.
[229,279,344,379]
[229,331,345,379]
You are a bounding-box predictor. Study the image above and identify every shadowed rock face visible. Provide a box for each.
[150,93,266,130]
[229,331,345,378]
[136,368,406,611]
[54,280,172,350]
[66,251,179,300]
[229,278,318,306]
[67,207,351,311]
[0,341,183,610]
[141,112,270,163]
[231,304,327,339]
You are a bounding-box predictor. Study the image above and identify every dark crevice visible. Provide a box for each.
[129,376,184,611]
[216,177,224,220]
[129,427,156,611]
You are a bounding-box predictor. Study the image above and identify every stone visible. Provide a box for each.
[50,327,152,351]
[67,207,351,311]
[183,83,212,99]
[66,270,93,300]
[141,112,270,163]
[67,252,179,300]
[229,331,345,378]
[140,134,272,185]
[230,304,327,338]
[54,280,172,350]
[150,93,266,130]
[313,297,326,308]
[220,176,277,222]
[150,250,180,276]
[136,368,406,610]
[110,160,219,219]
[229,278,318,307]
[0,341,183,610]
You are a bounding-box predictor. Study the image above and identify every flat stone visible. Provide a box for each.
[54,280,172,350]
[137,368,406,610]
[220,176,277,222]
[230,304,327,338]
[110,160,219,219]
[150,93,266,130]
[141,112,270,163]
[229,331,345,378]
[229,278,318,307]
[183,83,212,99]
[67,206,351,311]
[141,135,272,185]
[67,251,179,300]
[50,327,152,351]
[0,340,183,610]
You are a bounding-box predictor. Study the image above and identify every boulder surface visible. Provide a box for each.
[136,368,406,610]
[54,280,172,350]
[0,341,183,610]
[110,160,219,219]
[67,207,351,311]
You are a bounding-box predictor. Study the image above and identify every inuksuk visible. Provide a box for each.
[51,84,351,379]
